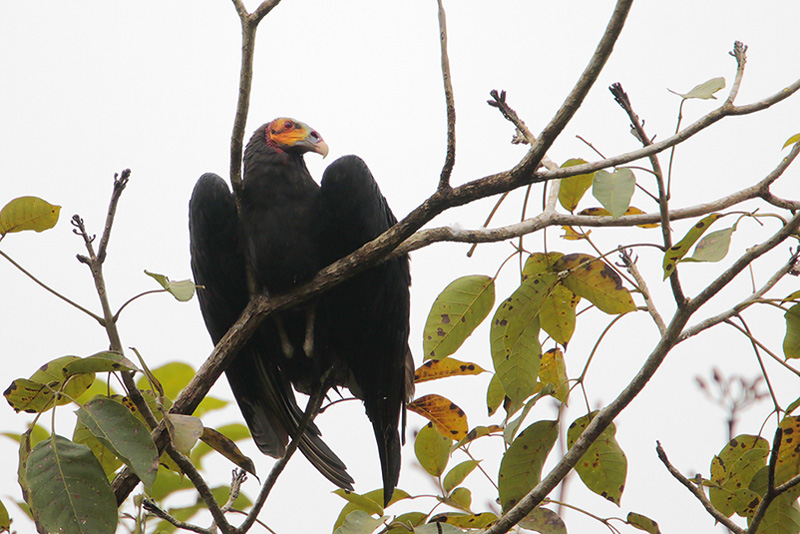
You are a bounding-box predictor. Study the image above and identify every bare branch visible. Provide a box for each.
[619,249,666,335]
[436,0,455,190]
[655,442,745,533]
[97,169,130,264]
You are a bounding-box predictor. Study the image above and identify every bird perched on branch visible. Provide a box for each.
[189,118,412,504]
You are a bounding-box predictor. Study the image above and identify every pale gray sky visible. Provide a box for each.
[1,1,799,533]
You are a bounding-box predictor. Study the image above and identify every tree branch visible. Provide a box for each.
[436,0,455,191]
[655,442,745,533]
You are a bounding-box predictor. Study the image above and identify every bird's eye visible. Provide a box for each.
[284,120,293,129]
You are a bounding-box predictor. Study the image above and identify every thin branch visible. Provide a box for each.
[436,0,455,190]
[655,442,745,533]
[619,249,666,335]
[0,249,104,324]
[97,169,130,264]
[609,82,685,305]
[679,254,798,342]
[233,380,327,534]
[143,499,213,534]
[725,41,748,105]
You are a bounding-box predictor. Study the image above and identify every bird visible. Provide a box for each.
[189,118,412,505]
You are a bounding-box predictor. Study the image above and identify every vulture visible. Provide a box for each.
[189,118,412,504]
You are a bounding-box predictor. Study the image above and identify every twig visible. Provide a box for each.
[0,249,104,324]
[233,380,328,534]
[97,169,130,264]
[654,442,744,533]
[164,442,234,533]
[725,41,748,105]
[222,470,248,513]
[609,82,685,305]
[143,498,213,534]
[618,249,666,335]
[436,0,455,190]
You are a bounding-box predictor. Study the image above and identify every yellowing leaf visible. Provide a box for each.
[783,133,800,149]
[663,214,723,278]
[578,206,659,228]
[519,507,567,534]
[592,168,635,219]
[486,374,505,417]
[558,158,595,212]
[413,358,485,384]
[199,426,257,476]
[443,460,480,493]
[422,275,495,360]
[709,434,768,517]
[408,394,468,440]
[453,425,503,449]
[553,254,636,314]
[560,225,591,240]
[536,348,569,404]
[567,412,627,505]
[428,512,497,529]
[0,196,61,234]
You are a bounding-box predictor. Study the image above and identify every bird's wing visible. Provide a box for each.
[318,156,412,504]
[189,173,353,489]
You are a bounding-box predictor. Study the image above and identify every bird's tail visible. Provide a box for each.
[226,347,354,490]
[371,415,402,506]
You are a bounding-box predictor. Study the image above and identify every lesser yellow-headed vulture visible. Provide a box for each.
[189,118,412,504]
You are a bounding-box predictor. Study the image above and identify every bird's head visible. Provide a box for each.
[265,118,329,158]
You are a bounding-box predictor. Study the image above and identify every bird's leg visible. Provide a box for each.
[303,301,317,358]
[273,315,295,359]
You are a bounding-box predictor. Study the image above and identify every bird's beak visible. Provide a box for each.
[311,139,329,159]
[293,122,329,159]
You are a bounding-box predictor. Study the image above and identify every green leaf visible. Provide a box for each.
[783,133,800,149]
[748,493,800,534]
[670,76,726,99]
[334,510,387,534]
[415,423,452,477]
[428,512,497,530]
[332,490,410,533]
[490,269,554,409]
[592,168,635,219]
[333,489,384,517]
[144,270,196,302]
[567,412,627,505]
[72,420,123,477]
[662,213,723,278]
[539,284,580,345]
[504,386,555,445]
[63,351,139,376]
[486,374,505,417]
[0,196,61,234]
[413,523,466,534]
[558,158,595,212]
[498,420,558,513]
[443,460,480,493]
[709,434,769,517]
[627,512,661,534]
[784,304,800,359]
[26,435,117,534]
[0,499,9,532]
[423,275,495,360]
[518,506,567,534]
[75,396,159,490]
[553,254,636,314]
[684,227,734,263]
[387,512,428,534]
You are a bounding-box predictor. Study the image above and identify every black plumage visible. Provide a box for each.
[189,118,412,504]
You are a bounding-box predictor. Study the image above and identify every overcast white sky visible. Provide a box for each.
[2,1,800,533]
